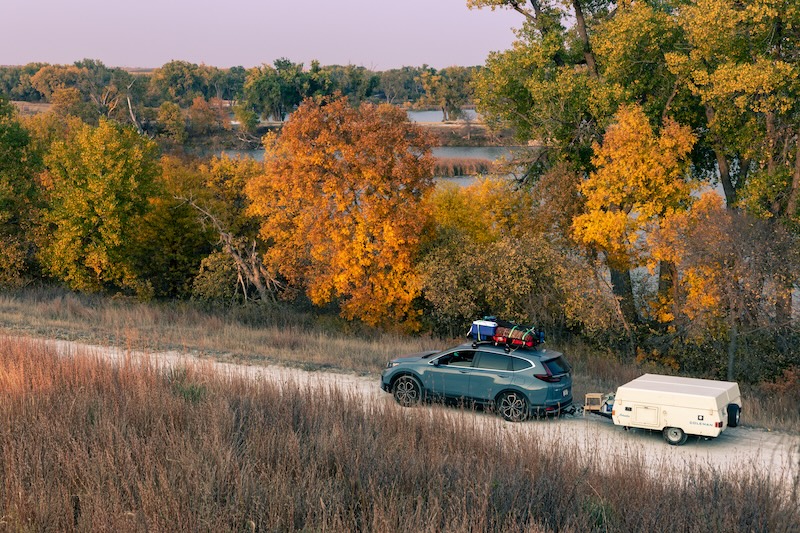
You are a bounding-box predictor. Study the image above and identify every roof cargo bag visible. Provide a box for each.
[493,323,542,349]
[468,319,497,341]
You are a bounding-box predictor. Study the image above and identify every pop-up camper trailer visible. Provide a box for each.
[610,374,742,445]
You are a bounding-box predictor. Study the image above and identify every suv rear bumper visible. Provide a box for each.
[533,398,573,417]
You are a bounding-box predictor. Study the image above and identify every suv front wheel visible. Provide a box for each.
[392,375,422,407]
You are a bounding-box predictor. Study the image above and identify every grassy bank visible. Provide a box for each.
[0,336,796,532]
[0,286,439,374]
[0,286,798,432]
[433,156,492,177]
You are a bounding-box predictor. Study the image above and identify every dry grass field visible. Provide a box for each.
[0,286,798,434]
[0,335,797,531]
[11,100,51,115]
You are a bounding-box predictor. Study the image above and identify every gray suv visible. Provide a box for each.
[380,342,573,422]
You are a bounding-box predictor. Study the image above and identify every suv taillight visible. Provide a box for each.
[534,373,561,383]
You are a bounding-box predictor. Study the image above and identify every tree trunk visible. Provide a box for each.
[609,265,638,359]
[706,105,737,208]
[178,197,279,303]
[610,266,638,326]
[571,0,599,78]
[726,316,738,381]
[610,267,638,325]
[786,140,800,218]
[657,260,678,324]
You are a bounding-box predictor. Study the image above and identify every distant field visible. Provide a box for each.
[12,100,51,115]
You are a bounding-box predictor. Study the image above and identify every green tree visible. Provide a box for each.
[469,0,627,338]
[378,66,426,104]
[0,63,47,101]
[0,96,40,286]
[243,58,313,122]
[233,104,258,134]
[149,60,205,106]
[418,66,474,121]
[157,102,187,144]
[38,119,160,295]
[29,60,140,125]
[321,64,378,105]
[131,156,215,299]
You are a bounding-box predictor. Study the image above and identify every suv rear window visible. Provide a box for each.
[543,356,571,375]
[510,357,532,371]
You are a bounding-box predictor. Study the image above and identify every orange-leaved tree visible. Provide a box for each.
[652,192,798,380]
[246,96,435,329]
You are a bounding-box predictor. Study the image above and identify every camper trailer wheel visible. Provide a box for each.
[663,427,688,446]
[392,375,422,407]
[727,404,741,428]
[497,392,529,422]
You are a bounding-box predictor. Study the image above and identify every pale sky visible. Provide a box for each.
[2,0,523,70]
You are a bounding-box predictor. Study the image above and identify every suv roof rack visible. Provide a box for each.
[470,339,514,353]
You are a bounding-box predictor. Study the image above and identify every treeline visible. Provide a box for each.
[459,0,800,385]
[1,88,798,389]
[0,59,478,141]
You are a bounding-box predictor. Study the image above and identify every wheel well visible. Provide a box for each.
[390,372,420,388]
[494,388,529,404]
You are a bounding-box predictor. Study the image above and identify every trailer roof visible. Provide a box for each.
[619,373,739,398]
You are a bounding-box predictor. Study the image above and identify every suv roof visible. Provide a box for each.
[457,341,558,357]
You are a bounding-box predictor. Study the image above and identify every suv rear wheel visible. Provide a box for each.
[497,391,529,422]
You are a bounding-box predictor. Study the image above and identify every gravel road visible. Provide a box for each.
[43,336,800,492]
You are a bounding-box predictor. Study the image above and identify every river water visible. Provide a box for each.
[222,146,515,162]
[407,109,480,123]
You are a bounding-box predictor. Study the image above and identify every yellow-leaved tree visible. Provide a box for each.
[419,177,579,334]
[572,104,697,332]
[38,118,160,295]
[246,96,435,330]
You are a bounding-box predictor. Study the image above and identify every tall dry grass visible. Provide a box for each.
[0,335,797,532]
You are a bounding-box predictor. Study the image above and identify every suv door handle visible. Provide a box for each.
[459,370,470,374]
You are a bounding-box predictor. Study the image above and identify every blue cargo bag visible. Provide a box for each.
[468,320,498,341]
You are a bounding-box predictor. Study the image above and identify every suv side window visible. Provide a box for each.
[437,351,476,368]
[475,351,511,371]
[511,356,533,371]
